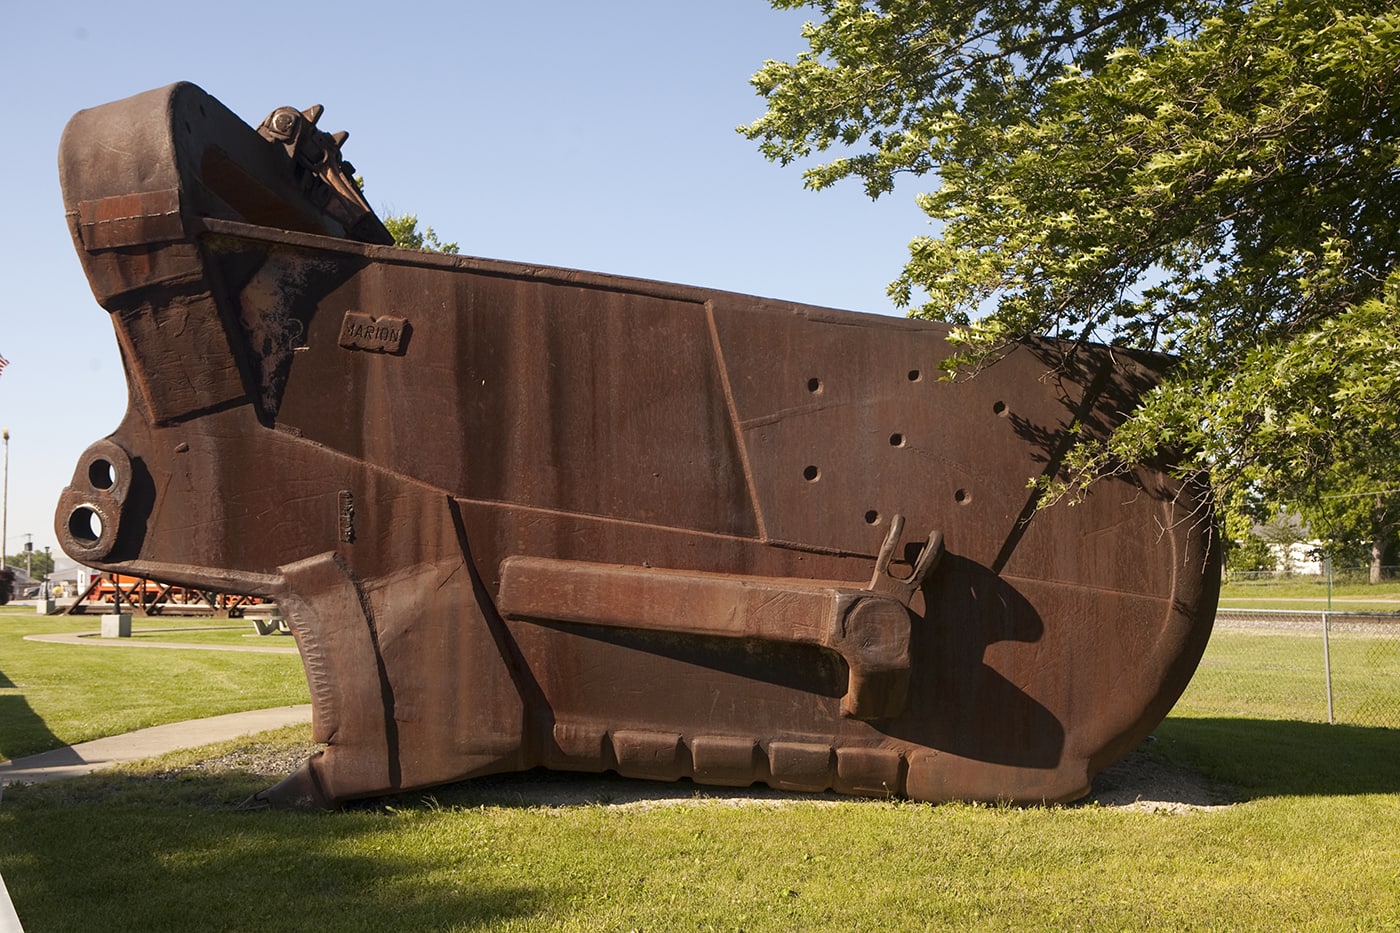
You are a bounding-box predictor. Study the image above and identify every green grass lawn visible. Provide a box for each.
[3,606,1400,930]
[0,608,308,760]
[1218,577,1400,612]
[121,625,297,647]
[1180,622,1400,727]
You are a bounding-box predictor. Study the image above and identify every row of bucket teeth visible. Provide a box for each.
[549,723,907,799]
[296,104,349,149]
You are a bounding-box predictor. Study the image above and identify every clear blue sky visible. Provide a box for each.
[0,0,928,563]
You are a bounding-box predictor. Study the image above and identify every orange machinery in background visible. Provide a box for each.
[66,572,264,617]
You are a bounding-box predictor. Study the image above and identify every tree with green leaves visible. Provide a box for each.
[383,214,460,255]
[743,0,1400,571]
[5,548,53,581]
[352,176,459,255]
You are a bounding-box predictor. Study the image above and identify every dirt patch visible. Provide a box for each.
[163,739,1231,814]
[1086,745,1233,813]
[153,740,323,784]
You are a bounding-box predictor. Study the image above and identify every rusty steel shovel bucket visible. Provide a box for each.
[55,83,1218,808]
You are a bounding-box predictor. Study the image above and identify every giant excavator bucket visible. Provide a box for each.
[55,84,1218,808]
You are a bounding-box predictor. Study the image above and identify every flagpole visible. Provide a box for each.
[1,429,8,568]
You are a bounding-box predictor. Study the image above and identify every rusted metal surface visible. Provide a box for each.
[55,83,1220,808]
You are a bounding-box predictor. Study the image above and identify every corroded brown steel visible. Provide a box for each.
[55,84,1220,808]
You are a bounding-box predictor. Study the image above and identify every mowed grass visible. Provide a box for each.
[1218,577,1400,612]
[0,608,308,760]
[1180,622,1400,726]
[122,625,297,648]
[6,767,1400,932]
[3,607,1400,930]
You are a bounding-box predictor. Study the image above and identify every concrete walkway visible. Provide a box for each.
[0,705,312,788]
[24,629,299,654]
[4,621,308,791]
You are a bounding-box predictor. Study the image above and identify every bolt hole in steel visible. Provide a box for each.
[68,506,103,545]
[803,465,820,482]
[955,488,971,504]
[889,432,905,447]
[993,400,1008,416]
[865,509,881,525]
[88,458,117,490]
[806,377,822,394]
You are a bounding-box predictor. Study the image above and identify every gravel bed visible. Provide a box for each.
[157,739,1230,814]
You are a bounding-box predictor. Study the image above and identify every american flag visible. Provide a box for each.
[0,353,7,378]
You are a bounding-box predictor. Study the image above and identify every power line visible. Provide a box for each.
[1319,488,1400,500]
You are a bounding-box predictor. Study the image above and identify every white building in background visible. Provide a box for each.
[1268,540,1325,576]
[1253,511,1325,576]
[47,555,94,597]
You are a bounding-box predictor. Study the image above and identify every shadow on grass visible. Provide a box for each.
[360,766,839,813]
[0,687,64,762]
[0,770,545,932]
[1156,716,1400,800]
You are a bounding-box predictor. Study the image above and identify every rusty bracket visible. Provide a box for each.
[55,438,133,564]
[867,514,944,608]
[497,520,942,721]
[256,104,389,244]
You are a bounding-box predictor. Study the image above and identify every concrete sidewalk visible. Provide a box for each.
[23,629,299,654]
[0,705,312,789]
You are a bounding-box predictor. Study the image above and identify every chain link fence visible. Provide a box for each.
[1225,565,1400,586]
[1178,608,1400,727]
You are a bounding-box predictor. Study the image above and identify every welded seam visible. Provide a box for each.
[704,300,769,542]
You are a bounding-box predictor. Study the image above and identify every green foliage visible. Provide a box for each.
[352,175,458,255]
[744,0,1400,552]
[1218,506,1274,573]
[4,548,53,580]
[382,213,460,255]
[1222,533,1274,574]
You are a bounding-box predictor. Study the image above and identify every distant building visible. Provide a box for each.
[47,556,96,598]
[1252,512,1324,576]
[1267,540,1324,575]
[2,563,43,598]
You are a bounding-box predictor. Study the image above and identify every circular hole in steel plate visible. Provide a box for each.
[68,506,103,545]
[88,459,116,490]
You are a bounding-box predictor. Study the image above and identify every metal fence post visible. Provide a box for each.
[1325,556,1332,611]
[1322,610,1335,725]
